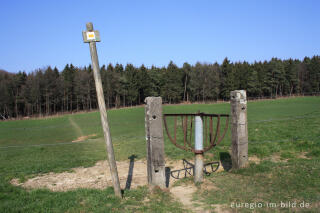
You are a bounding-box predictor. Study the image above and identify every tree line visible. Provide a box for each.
[0,56,319,119]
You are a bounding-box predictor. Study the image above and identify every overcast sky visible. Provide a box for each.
[1,0,319,73]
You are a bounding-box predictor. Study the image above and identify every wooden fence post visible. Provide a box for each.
[230,90,248,169]
[145,97,166,188]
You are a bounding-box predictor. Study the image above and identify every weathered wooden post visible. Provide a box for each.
[83,22,122,197]
[230,90,248,169]
[145,97,166,188]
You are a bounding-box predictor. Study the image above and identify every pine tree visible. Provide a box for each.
[161,61,183,103]
[219,58,234,100]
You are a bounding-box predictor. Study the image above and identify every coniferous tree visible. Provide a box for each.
[219,58,233,100]
[1,56,320,119]
[124,64,139,106]
[309,56,320,93]
[182,62,192,102]
[161,61,183,103]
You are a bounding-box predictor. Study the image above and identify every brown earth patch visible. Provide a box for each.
[11,158,227,212]
[297,152,310,159]
[270,154,288,163]
[72,134,97,142]
[200,179,220,191]
[249,155,261,164]
[170,179,222,213]
[11,158,227,192]
[268,152,311,163]
[11,159,196,191]
[170,184,203,212]
[11,160,148,191]
[214,165,225,173]
[169,162,223,212]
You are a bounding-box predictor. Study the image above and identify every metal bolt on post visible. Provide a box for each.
[82,22,122,197]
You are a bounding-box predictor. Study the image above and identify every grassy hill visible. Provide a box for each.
[0,96,319,212]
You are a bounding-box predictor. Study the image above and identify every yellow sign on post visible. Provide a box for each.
[82,30,101,43]
[87,32,96,40]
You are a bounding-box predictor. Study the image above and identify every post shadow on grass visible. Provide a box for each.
[219,152,232,171]
[165,167,171,187]
[125,154,137,190]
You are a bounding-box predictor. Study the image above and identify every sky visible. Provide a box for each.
[0,0,319,73]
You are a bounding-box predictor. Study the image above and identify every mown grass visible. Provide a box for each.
[0,96,319,212]
[195,158,320,212]
[0,183,186,213]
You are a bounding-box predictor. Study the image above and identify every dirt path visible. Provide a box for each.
[11,159,229,212]
[11,159,185,191]
[68,116,84,137]
[170,178,232,213]
[170,184,205,212]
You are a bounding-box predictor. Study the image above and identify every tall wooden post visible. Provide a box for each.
[230,90,248,169]
[83,22,122,197]
[145,97,166,188]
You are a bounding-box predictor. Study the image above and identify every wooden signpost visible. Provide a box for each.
[83,22,122,197]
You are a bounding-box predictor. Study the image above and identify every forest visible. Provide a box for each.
[0,56,319,119]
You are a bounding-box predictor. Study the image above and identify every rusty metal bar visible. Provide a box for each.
[215,116,229,146]
[183,116,187,147]
[164,113,229,117]
[163,115,190,152]
[163,112,229,154]
[174,116,177,142]
[188,116,193,148]
[204,116,207,147]
[203,116,220,153]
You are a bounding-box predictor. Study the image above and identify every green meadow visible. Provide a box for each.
[0,96,319,212]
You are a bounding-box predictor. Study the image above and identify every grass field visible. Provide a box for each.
[0,96,320,212]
